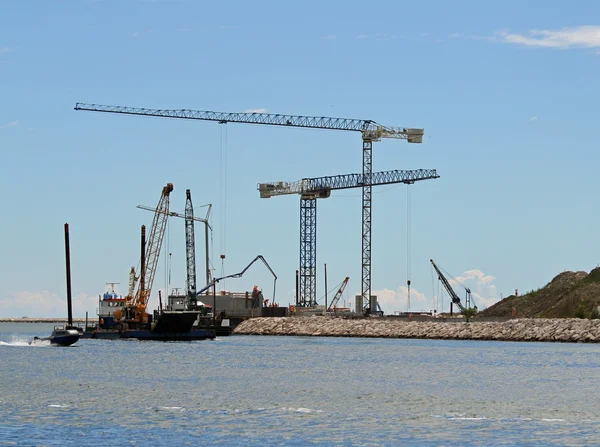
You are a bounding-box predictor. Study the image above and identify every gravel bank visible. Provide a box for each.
[233,317,600,343]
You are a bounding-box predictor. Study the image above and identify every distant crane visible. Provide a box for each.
[184,189,196,308]
[259,168,440,309]
[430,259,477,315]
[129,183,173,322]
[137,198,213,291]
[74,102,424,310]
[327,277,350,311]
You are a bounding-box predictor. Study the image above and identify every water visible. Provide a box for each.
[1,323,600,446]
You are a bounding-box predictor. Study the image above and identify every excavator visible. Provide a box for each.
[430,259,477,316]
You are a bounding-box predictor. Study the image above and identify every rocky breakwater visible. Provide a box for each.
[233,317,600,343]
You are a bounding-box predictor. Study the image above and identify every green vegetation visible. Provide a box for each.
[462,307,478,323]
[575,303,588,319]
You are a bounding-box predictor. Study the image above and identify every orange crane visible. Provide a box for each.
[127,183,173,323]
[327,277,350,312]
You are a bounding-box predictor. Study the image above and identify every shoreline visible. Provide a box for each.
[0,318,89,324]
[233,316,600,343]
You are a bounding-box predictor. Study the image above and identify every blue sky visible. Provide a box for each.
[2,0,600,317]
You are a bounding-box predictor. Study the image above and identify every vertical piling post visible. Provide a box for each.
[295,270,299,307]
[140,225,146,299]
[213,282,217,327]
[64,223,73,327]
[324,263,328,313]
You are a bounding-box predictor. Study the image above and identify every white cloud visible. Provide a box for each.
[0,120,18,129]
[371,268,499,314]
[130,31,141,37]
[355,33,401,41]
[449,32,462,38]
[530,116,537,121]
[371,286,433,314]
[323,34,336,40]
[1,291,100,318]
[0,47,13,54]
[498,26,600,49]
[447,269,498,310]
[244,108,268,114]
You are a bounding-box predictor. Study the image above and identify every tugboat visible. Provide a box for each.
[30,223,81,347]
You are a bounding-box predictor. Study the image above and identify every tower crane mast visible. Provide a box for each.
[75,102,424,311]
[259,168,439,308]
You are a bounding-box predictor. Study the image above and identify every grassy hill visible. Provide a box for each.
[480,267,600,318]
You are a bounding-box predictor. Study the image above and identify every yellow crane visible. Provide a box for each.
[126,183,173,323]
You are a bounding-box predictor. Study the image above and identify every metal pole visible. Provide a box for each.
[324,263,328,312]
[205,222,210,285]
[140,225,146,298]
[64,223,73,327]
[295,269,299,306]
[213,282,217,327]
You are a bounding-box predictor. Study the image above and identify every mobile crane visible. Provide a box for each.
[327,277,350,311]
[126,183,173,323]
[430,259,477,316]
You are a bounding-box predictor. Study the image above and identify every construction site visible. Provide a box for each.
[73,101,518,332]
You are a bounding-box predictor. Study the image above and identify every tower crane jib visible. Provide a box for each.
[75,102,425,312]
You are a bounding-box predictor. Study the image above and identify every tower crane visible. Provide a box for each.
[130,183,173,322]
[74,102,424,310]
[327,277,350,311]
[137,200,212,289]
[430,259,477,315]
[259,168,439,309]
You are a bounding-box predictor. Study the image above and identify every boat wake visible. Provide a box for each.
[0,337,50,347]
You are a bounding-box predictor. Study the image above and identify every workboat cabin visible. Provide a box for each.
[97,290,126,328]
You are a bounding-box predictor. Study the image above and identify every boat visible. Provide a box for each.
[30,325,81,347]
[30,223,81,347]
[81,286,216,341]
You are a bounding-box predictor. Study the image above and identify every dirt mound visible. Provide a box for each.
[481,268,600,318]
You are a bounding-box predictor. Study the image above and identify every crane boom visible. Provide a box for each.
[430,259,467,314]
[185,189,197,303]
[74,103,423,142]
[327,277,350,311]
[259,169,439,198]
[133,183,173,310]
[137,202,212,287]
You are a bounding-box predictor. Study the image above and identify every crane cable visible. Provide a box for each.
[406,185,411,311]
[220,123,228,289]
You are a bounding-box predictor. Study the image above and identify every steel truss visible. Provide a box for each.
[299,198,317,307]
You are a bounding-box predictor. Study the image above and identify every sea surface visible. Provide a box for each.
[1,322,599,446]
